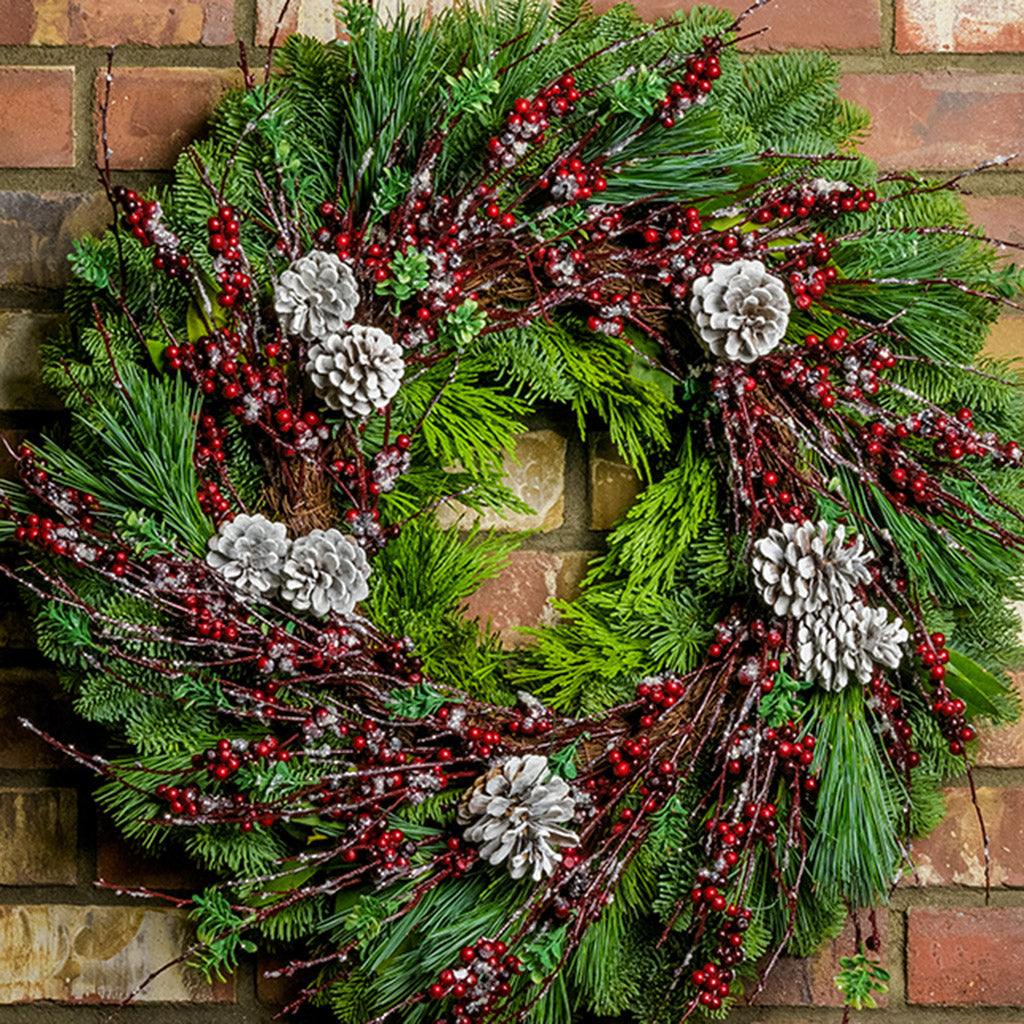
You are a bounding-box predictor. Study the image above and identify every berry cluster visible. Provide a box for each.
[194,413,228,469]
[543,156,608,205]
[657,45,722,127]
[370,437,413,494]
[487,74,579,170]
[691,952,739,1009]
[112,185,191,280]
[154,782,203,818]
[867,670,920,770]
[916,632,976,755]
[725,722,819,794]
[753,182,877,226]
[635,673,687,727]
[192,734,288,783]
[707,619,785,695]
[428,937,524,1024]
[207,206,251,307]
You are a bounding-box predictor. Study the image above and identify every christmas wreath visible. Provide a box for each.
[4,1,1024,1021]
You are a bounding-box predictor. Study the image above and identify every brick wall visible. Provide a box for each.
[1,0,1022,1020]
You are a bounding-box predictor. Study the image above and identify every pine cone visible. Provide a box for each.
[752,520,872,619]
[304,325,404,420]
[205,513,290,597]
[690,259,790,363]
[458,755,578,881]
[279,528,371,617]
[274,250,359,341]
[796,600,908,692]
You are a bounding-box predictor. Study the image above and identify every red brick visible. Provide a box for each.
[907,907,1024,1005]
[0,789,76,886]
[98,67,241,170]
[257,951,303,1005]
[592,0,881,50]
[97,825,210,891]
[0,670,69,770]
[897,0,1024,53]
[908,787,1024,886]
[0,0,233,45]
[0,68,74,168]
[0,191,109,289]
[961,194,1024,265]
[751,914,887,1008]
[464,550,592,646]
[839,73,1024,171]
[0,905,234,1002]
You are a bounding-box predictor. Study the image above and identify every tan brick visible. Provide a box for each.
[896,0,1024,53]
[753,915,887,1007]
[0,905,234,1002]
[256,0,343,45]
[590,433,641,530]
[0,68,74,168]
[0,789,76,886]
[592,0,881,49]
[436,430,566,533]
[99,67,242,170]
[0,0,233,45]
[256,0,432,44]
[839,73,1024,171]
[984,317,1024,361]
[0,669,68,771]
[975,670,1024,765]
[908,786,1024,886]
[961,195,1024,264]
[0,190,109,289]
[908,907,1024,1005]
[0,311,63,411]
[464,549,592,645]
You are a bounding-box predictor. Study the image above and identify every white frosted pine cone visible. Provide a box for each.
[304,325,404,420]
[796,600,908,692]
[279,528,371,617]
[458,754,578,882]
[274,250,359,341]
[752,520,873,619]
[205,513,290,597]
[690,258,790,363]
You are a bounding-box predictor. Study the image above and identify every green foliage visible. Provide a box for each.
[376,248,431,304]
[189,888,256,982]
[68,237,111,290]
[371,166,414,219]
[835,949,891,1010]
[443,64,501,125]
[34,365,211,553]
[387,682,453,718]
[806,688,906,906]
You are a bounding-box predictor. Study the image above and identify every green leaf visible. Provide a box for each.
[548,733,589,780]
[376,248,429,304]
[387,683,454,719]
[943,649,1011,720]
